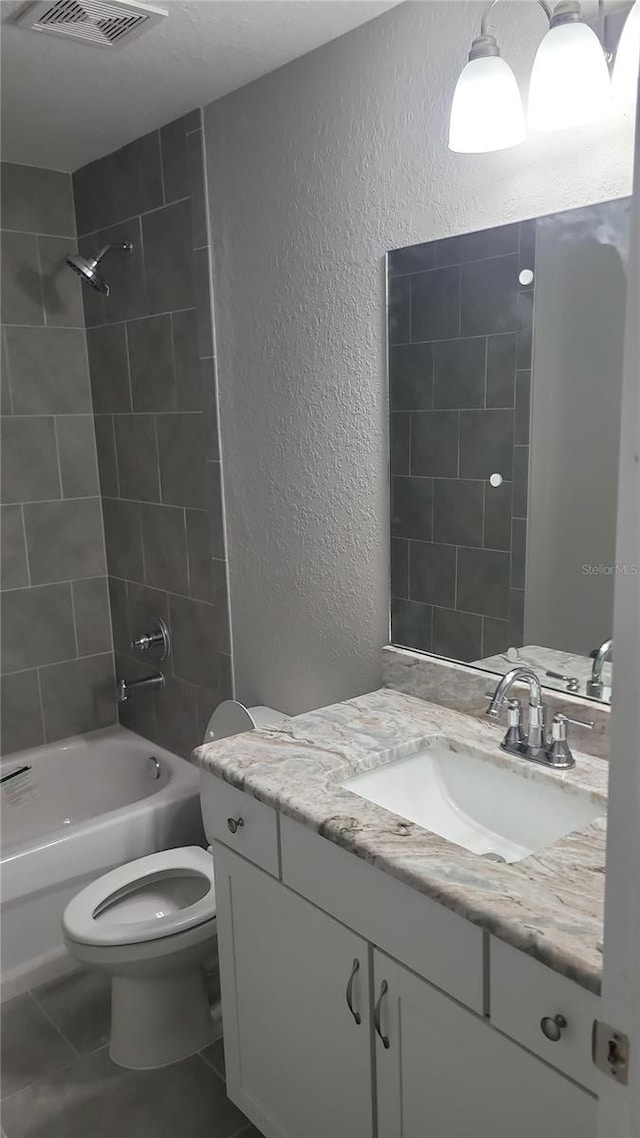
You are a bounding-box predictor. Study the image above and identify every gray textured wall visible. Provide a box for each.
[73,112,231,759]
[203,0,634,716]
[1,163,115,753]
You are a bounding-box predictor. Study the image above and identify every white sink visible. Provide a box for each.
[342,741,604,863]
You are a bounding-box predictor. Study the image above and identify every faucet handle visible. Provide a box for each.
[560,714,594,730]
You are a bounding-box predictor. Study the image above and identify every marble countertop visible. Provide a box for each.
[192,688,607,995]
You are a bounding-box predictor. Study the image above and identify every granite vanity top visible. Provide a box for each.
[192,688,608,995]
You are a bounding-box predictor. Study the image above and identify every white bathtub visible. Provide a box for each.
[0,725,205,1000]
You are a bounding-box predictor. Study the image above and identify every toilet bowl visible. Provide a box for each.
[62,702,286,1070]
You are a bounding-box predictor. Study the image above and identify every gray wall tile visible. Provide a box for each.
[127,314,175,412]
[94,415,119,497]
[169,593,217,687]
[484,480,512,551]
[160,115,192,203]
[127,581,170,645]
[173,309,201,411]
[486,333,517,408]
[186,509,214,602]
[1,416,61,504]
[73,155,116,238]
[153,673,199,759]
[461,254,519,337]
[40,653,116,743]
[388,274,410,345]
[459,409,514,481]
[391,476,433,541]
[112,131,163,220]
[457,546,511,620]
[433,337,486,410]
[108,577,129,655]
[143,200,196,313]
[1,328,12,414]
[410,410,459,478]
[72,577,112,656]
[194,247,214,357]
[1,505,29,589]
[432,607,482,662]
[1,164,75,237]
[56,415,100,497]
[390,537,408,600]
[482,616,511,658]
[102,497,144,581]
[141,502,189,594]
[1,583,75,672]
[391,597,432,653]
[115,650,158,740]
[96,219,148,324]
[207,461,225,559]
[390,413,409,476]
[187,130,208,249]
[0,669,44,754]
[24,499,106,585]
[87,324,131,413]
[409,541,456,607]
[411,266,460,342]
[38,236,85,328]
[114,414,160,502]
[433,479,483,547]
[1,231,44,325]
[5,327,91,414]
[156,413,205,508]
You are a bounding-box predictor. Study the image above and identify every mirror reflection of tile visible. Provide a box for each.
[388,201,630,702]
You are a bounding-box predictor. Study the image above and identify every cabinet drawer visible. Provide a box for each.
[200,771,280,877]
[280,815,483,1013]
[490,937,598,1091]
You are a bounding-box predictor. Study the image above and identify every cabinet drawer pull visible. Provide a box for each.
[227,817,245,834]
[346,958,361,1025]
[374,980,390,1049]
[540,1013,567,1042]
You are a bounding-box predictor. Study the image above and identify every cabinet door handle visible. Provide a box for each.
[374,980,390,1049]
[540,1013,567,1042]
[345,958,362,1025]
[227,817,244,834]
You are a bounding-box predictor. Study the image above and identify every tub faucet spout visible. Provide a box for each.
[118,673,165,703]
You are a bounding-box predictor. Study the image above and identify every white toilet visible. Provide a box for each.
[62,703,285,1070]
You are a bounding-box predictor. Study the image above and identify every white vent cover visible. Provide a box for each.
[14,0,168,48]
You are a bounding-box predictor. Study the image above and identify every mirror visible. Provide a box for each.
[388,199,631,704]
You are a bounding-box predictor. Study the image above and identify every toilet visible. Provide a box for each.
[62,703,286,1070]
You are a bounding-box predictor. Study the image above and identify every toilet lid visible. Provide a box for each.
[203,700,256,743]
[63,846,216,947]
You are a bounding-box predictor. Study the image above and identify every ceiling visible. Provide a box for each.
[0,0,399,171]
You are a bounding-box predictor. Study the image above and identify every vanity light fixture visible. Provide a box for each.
[528,0,612,130]
[612,0,640,107]
[448,0,613,154]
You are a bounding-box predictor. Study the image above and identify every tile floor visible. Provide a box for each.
[0,969,261,1138]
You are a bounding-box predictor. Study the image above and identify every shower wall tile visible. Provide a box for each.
[0,162,115,751]
[24,499,106,585]
[75,117,232,754]
[56,415,100,498]
[1,416,61,504]
[0,670,44,755]
[4,327,91,414]
[1,231,44,326]
[389,222,534,663]
[1,505,28,590]
[1,583,76,673]
[39,653,116,743]
[0,163,75,237]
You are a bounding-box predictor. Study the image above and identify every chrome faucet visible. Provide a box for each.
[586,638,612,700]
[486,667,593,769]
[118,673,165,703]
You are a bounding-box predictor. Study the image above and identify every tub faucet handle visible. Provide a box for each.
[130,618,170,662]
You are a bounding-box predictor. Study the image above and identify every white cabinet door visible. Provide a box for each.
[374,950,596,1138]
[213,841,373,1138]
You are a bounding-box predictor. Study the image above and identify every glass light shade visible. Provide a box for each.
[448,55,526,153]
[612,1,640,107]
[528,21,612,131]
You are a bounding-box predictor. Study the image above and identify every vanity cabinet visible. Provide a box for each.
[212,803,597,1138]
[374,950,595,1138]
[213,842,373,1138]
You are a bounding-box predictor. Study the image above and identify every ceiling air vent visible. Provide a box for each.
[14,0,168,48]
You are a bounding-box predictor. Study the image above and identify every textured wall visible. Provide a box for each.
[1,163,116,754]
[74,113,231,758]
[203,0,634,716]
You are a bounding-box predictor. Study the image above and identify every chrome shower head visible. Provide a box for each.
[65,241,133,296]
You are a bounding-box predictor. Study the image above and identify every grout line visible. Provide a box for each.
[68,580,80,659]
[1,323,87,332]
[157,128,166,208]
[2,651,113,679]
[34,238,47,328]
[19,505,32,587]
[121,317,134,413]
[29,988,80,1059]
[50,416,65,500]
[77,195,191,241]
[1,227,78,241]
[35,665,47,750]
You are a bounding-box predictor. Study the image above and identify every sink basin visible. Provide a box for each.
[342,741,604,863]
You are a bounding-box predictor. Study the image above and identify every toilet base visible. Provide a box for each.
[110,966,218,1069]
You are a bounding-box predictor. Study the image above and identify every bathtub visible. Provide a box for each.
[0,725,205,1000]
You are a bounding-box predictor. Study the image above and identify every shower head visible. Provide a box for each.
[66,241,133,296]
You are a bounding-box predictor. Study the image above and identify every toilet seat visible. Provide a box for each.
[63,846,215,948]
